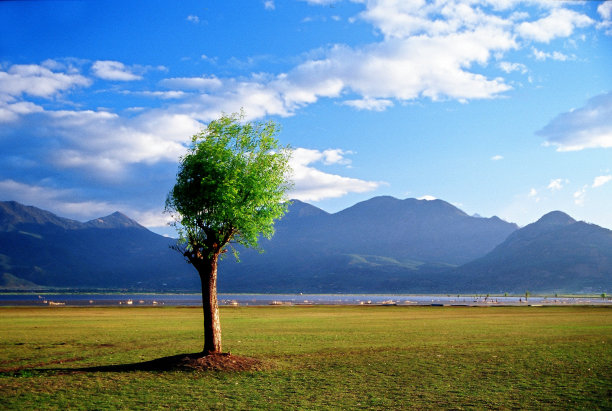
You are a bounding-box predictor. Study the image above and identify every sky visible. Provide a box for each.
[0,0,610,236]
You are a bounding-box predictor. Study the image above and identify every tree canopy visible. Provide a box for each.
[166,111,293,262]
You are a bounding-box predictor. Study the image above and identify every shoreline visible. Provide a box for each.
[1,292,610,307]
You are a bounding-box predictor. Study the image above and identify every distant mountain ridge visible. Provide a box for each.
[0,199,610,293]
[0,201,196,290]
[217,196,519,292]
[84,211,145,229]
[0,201,144,231]
[323,196,517,264]
[0,201,82,231]
[452,211,612,293]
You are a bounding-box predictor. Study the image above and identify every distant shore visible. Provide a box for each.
[0,292,610,307]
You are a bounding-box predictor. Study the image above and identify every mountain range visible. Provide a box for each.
[0,201,196,290]
[0,198,610,293]
[216,197,518,292]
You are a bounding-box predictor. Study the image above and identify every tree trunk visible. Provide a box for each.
[199,254,222,355]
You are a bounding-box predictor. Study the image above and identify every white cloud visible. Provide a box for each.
[0,179,112,219]
[491,155,504,161]
[600,2,612,20]
[177,78,298,121]
[130,209,174,228]
[358,0,509,39]
[264,1,275,10]
[517,8,593,43]
[257,2,593,110]
[0,101,43,123]
[186,15,200,23]
[125,90,188,99]
[289,148,382,201]
[329,28,514,101]
[418,195,437,201]
[531,48,571,61]
[527,188,540,202]
[54,0,594,126]
[3,2,600,130]
[597,2,612,35]
[538,92,612,151]
[17,108,203,177]
[0,63,91,98]
[498,61,527,74]
[91,60,142,81]
[342,98,393,111]
[320,148,353,165]
[564,175,611,208]
[574,186,587,206]
[592,175,612,188]
[0,179,71,204]
[547,178,568,191]
[160,76,223,91]
[148,1,535,120]
[165,26,515,121]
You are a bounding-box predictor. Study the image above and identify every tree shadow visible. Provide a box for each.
[3,352,270,375]
[75,352,210,372]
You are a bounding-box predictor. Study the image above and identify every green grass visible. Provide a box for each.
[1,306,611,410]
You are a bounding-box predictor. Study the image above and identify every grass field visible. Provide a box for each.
[1,305,611,409]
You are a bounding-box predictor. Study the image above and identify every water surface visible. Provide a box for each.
[0,293,608,307]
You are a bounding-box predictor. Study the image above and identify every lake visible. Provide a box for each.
[0,293,609,307]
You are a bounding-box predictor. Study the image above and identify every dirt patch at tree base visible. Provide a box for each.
[171,352,270,372]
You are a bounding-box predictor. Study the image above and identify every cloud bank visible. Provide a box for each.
[538,92,612,151]
[91,60,143,81]
[289,148,383,201]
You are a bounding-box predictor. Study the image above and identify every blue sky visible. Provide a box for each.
[0,0,611,236]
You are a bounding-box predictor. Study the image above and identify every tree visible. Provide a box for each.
[165,111,292,355]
